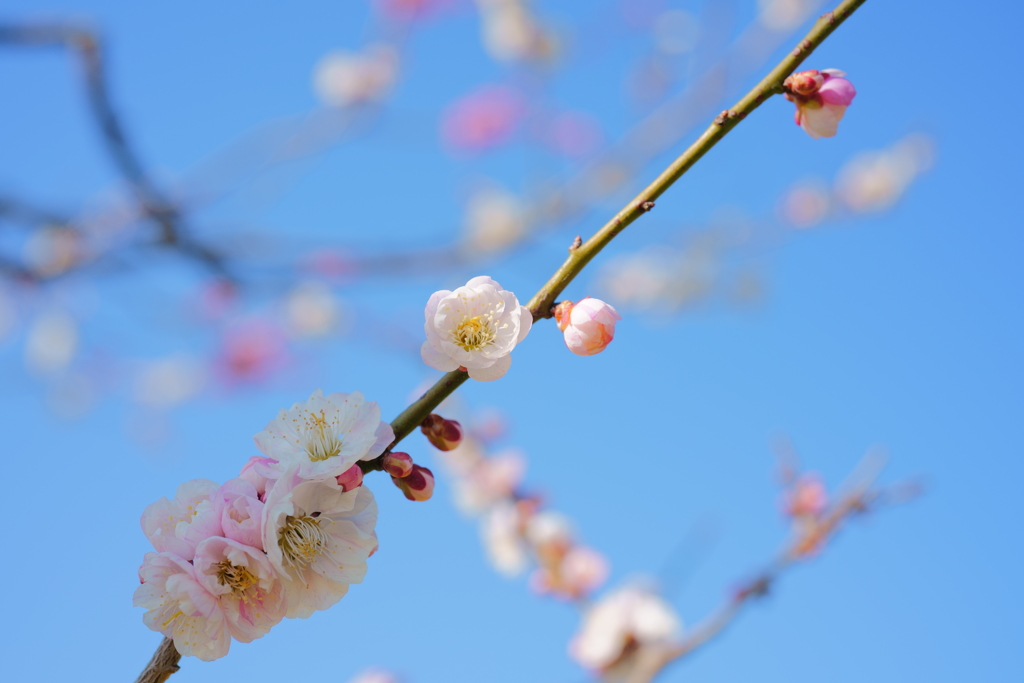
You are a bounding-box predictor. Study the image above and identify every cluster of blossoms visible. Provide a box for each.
[427,409,685,675]
[424,413,610,601]
[134,389,393,660]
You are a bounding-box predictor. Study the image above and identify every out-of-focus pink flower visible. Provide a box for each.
[441,86,524,152]
[554,297,622,356]
[532,545,609,599]
[784,69,856,139]
[421,413,464,450]
[141,479,223,561]
[193,537,287,643]
[134,552,230,661]
[392,464,435,501]
[215,319,288,384]
[454,450,525,514]
[336,463,365,491]
[784,474,828,518]
[254,388,394,481]
[421,276,532,381]
[382,451,415,478]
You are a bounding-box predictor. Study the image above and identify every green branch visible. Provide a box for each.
[380,0,868,456]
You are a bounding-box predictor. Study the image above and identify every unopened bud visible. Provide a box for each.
[336,463,364,492]
[393,465,435,501]
[554,297,621,356]
[784,69,825,98]
[382,451,414,478]
[421,413,463,451]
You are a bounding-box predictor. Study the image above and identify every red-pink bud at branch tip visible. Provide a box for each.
[336,463,364,491]
[393,465,435,501]
[784,69,856,140]
[554,297,621,356]
[383,451,415,478]
[421,413,463,451]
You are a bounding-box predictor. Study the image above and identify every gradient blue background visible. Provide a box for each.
[1,1,1021,682]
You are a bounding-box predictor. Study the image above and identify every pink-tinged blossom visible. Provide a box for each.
[571,584,683,673]
[532,545,609,600]
[193,537,287,643]
[554,297,622,356]
[215,319,288,385]
[134,552,230,661]
[441,86,524,152]
[238,456,278,500]
[392,465,435,501]
[421,275,532,382]
[213,479,265,549]
[784,69,856,139]
[784,474,828,518]
[336,463,365,491]
[454,450,525,514]
[255,388,394,480]
[262,468,379,619]
[141,479,222,561]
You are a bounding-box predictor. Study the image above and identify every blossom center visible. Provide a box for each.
[214,560,258,597]
[303,410,342,462]
[451,314,496,351]
[278,514,329,570]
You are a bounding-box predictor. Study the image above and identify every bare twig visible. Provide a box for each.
[134,638,181,683]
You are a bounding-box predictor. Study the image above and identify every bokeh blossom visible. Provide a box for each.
[255,388,394,480]
[262,468,379,618]
[421,276,532,381]
[571,584,683,673]
[554,297,621,356]
[784,69,856,139]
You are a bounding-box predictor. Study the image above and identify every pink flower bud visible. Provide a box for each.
[785,69,825,97]
[335,463,364,491]
[392,465,435,501]
[554,297,621,356]
[785,68,856,139]
[383,451,415,478]
[421,413,463,451]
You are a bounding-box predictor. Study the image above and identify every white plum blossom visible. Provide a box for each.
[262,467,379,618]
[134,552,230,661]
[571,584,683,673]
[141,479,222,561]
[421,276,532,382]
[193,537,288,643]
[255,388,394,480]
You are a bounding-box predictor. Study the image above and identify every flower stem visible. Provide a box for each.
[382,0,869,450]
[526,0,867,318]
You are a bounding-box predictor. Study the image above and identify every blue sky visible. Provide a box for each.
[1,1,1022,682]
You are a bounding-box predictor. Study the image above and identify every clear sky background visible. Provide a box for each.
[1,1,1022,682]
